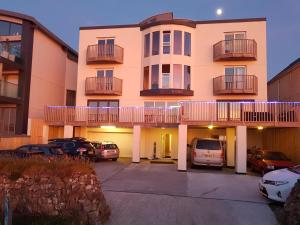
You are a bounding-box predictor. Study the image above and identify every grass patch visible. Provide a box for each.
[0,156,94,181]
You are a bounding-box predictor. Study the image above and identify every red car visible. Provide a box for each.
[249,150,296,176]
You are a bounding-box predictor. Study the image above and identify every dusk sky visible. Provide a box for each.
[1,0,299,79]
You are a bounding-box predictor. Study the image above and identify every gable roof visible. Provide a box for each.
[268,58,300,84]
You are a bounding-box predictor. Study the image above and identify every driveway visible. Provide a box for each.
[94,159,277,225]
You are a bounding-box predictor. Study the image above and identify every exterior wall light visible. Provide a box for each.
[257,126,263,130]
[100,126,116,129]
[208,125,214,129]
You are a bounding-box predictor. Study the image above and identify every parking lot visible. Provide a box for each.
[94,158,277,225]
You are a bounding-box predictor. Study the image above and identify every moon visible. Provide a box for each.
[216,8,223,16]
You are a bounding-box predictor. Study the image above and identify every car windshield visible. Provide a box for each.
[104,144,117,149]
[288,165,300,174]
[196,140,221,150]
[262,152,289,161]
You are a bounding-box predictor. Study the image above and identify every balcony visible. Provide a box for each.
[140,88,194,96]
[44,102,300,128]
[213,75,258,95]
[86,44,124,64]
[213,39,257,61]
[0,81,19,99]
[85,77,122,96]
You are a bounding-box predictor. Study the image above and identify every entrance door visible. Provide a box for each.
[162,133,171,158]
[225,32,246,53]
[97,69,113,91]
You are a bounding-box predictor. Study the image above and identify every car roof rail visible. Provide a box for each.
[48,137,87,142]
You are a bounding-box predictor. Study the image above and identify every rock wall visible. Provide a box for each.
[284,180,300,225]
[0,172,110,225]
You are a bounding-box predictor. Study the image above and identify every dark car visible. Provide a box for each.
[91,141,119,161]
[249,150,296,176]
[15,144,64,158]
[48,137,98,160]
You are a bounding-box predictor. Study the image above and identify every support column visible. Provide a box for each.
[178,124,187,171]
[226,128,235,167]
[132,125,141,163]
[63,125,73,138]
[235,126,247,174]
[42,125,49,144]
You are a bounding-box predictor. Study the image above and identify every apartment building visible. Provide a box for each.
[45,13,300,171]
[0,9,77,148]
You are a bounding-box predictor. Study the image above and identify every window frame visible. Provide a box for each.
[162,31,171,54]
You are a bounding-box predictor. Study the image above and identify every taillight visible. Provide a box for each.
[77,148,87,155]
[192,150,196,158]
[220,150,224,158]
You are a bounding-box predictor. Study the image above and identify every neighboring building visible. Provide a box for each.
[44,12,300,171]
[266,58,300,163]
[0,9,77,148]
[268,58,300,101]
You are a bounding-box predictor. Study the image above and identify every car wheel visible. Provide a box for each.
[112,158,117,161]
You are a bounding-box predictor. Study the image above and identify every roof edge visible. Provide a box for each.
[0,9,78,58]
[79,17,267,30]
[268,58,300,84]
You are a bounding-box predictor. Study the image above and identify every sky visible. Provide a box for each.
[1,0,299,80]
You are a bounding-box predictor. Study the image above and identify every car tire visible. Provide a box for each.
[112,158,117,161]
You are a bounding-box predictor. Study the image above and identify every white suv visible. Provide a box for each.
[190,138,224,168]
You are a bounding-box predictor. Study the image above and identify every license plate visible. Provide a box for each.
[204,154,213,158]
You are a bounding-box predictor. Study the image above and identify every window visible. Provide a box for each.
[144,33,150,57]
[66,90,76,106]
[184,65,191,90]
[151,64,159,89]
[184,32,191,56]
[98,39,115,56]
[162,64,170,88]
[152,31,160,55]
[97,69,113,78]
[88,100,119,122]
[225,32,246,53]
[225,66,246,89]
[173,30,182,55]
[0,41,21,57]
[0,20,22,36]
[143,66,149,90]
[163,31,171,54]
[173,64,182,89]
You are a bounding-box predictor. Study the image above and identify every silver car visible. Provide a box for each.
[190,138,224,168]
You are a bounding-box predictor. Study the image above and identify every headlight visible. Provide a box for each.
[264,180,288,186]
[267,165,274,170]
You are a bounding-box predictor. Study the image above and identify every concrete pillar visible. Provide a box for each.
[132,125,141,163]
[226,128,236,167]
[236,126,247,174]
[63,125,73,138]
[27,118,32,136]
[178,124,187,171]
[42,125,49,144]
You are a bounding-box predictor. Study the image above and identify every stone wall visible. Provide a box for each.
[284,180,300,225]
[0,172,110,225]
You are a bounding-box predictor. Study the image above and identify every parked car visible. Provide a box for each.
[15,144,64,159]
[48,137,99,161]
[190,138,224,168]
[249,150,296,176]
[259,165,300,202]
[91,141,119,161]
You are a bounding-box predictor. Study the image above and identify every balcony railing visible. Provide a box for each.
[85,77,122,96]
[0,81,19,99]
[213,75,258,95]
[44,102,300,128]
[44,106,180,126]
[213,39,257,61]
[86,44,124,64]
